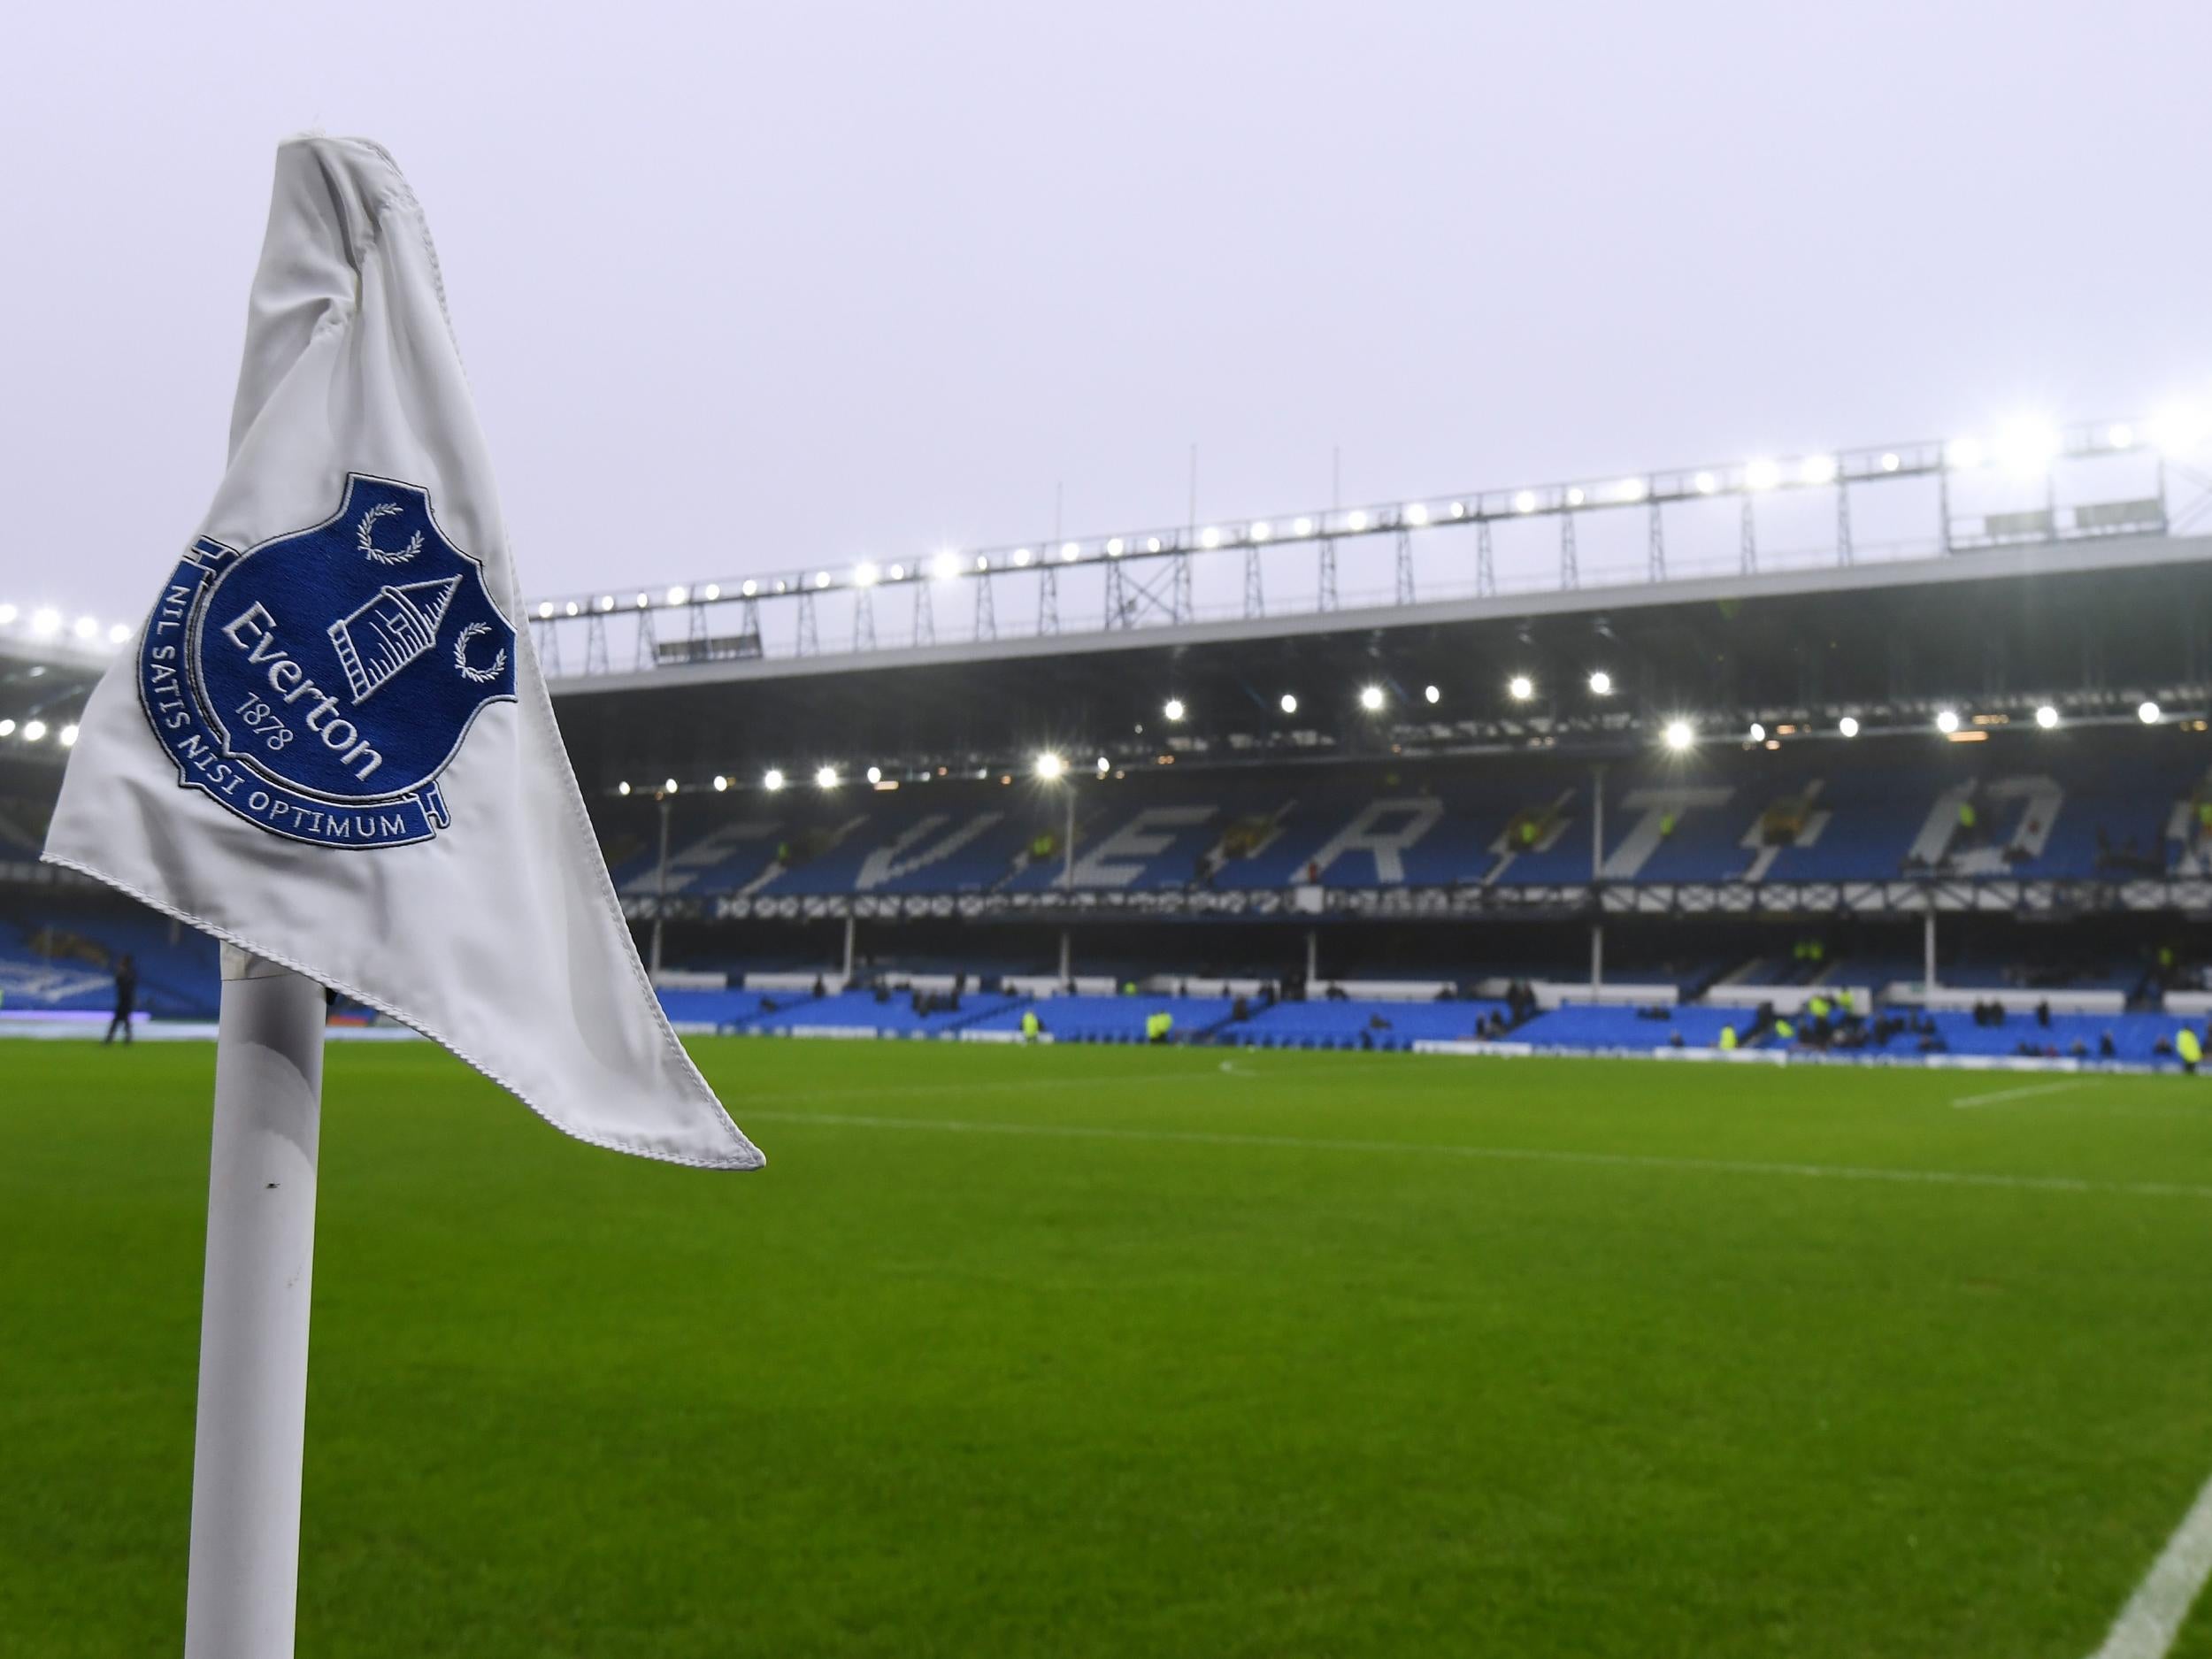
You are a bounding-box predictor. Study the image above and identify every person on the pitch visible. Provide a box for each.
[104,953,138,1045]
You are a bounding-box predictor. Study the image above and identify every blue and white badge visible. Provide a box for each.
[138,475,516,849]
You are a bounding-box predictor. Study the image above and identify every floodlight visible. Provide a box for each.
[0,719,12,736]
[1279,693,1299,715]
[1293,517,1315,536]
[866,765,882,784]
[1944,435,1985,469]
[107,623,131,644]
[1200,526,1221,548]
[741,580,758,597]
[1801,455,1839,485]
[1147,537,1162,552]
[72,616,97,640]
[24,719,47,741]
[1405,503,1428,526]
[712,775,728,791]
[537,602,554,618]
[1010,549,1031,568]
[763,768,786,790]
[703,583,721,599]
[886,566,902,582]
[1508,674,1534,701]
[1359,685,1385,711]
[1839,715,1861,737]
[1449,501,1466,518]
[663,778,679,795]
[597,595,615,611]
[1587,670,1612,695]
[1424,684,1440,704]
[1066,541,1085,560]
[1252,520,1272,541]
[565,602,579,617]
[1347,511,1369,531]
[1879,452,1900,472]
[617,780,631,795]
[1034,752,1064,780]
[1694,472,1717,494]
[59,724,77,747]
[2108,423,2134,449]
[1663,719,1693,751]
[1164,697,1186,721]
[815,765,839,787]
[1744,458,1780,491]
[2139,701,2162,725]
[1935,709,1960,733]
[1565,487,1586,506]
[2034,705,2059,729]
[856,562,880,584]
[815,572,832,588]
[1992,419,2062,475]
[974,555,989,572]
[1748,722,1766,741]
[667,585,687,604]
[1617,478,1648,502]
[0,604,14,625]
[30,608,59,636]
[932,552,959,580]
[1095,757,1110,773]
[634,593,648,608]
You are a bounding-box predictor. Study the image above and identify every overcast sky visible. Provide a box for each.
[5,0,2208,629]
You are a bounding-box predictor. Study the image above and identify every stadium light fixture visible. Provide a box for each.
[1252,520,1272,541]
[1293,517,1315,536]
[741,580,758,597]
[1359,685,1386,712]
[2148,405,2208,456]
[1164,697,1186,721]
[1744,459,1779,491]
[616,780,630,795]
[1879,452,1901,472]
[1034,752,1065,780]
[1935,709,1960,733]
[31,608,60,636]
[634,593,648,608]
[565,601,579,616]
[1663,719,1694,751]
[2035,704,2059,729]
[1617,478,1647,503]
[1993,419,2062,476]
[815,765,839,787]
[1279,693,1299,715]
[1565,487,1586,507]
[1587,670,1612,695]
[0,719,12,736]
[1694,472,1717,495]
[815,572,832,589]
[107,623,131,644]
[0,603,14,625]
[1801,455,1839,486]
[866,765,882,785]
[59,724,77,747]
[2108,423,2134,449]
[73,616,97,641]
[666,585,687,604]
[855,562,880,585]
[1095,756,1110,773]
[703,583,721,600]
[1010,549,1032,567]
[1509,674,1534,701]
[1839,715,1861,737]
[1146,536,1163,553]
[932,552,959,581]
[1346,510,1369,531]
[764,768,786,791]
[1944,435,1985,470]
[537,602,554,619]
[663,778,679,795]
[973,555,990,572]
[1200,526,1222,549]
[1748,722,1766,741]
[2139,700,2162,725]
[1424,684,1440,704]
[22,719,48,741]
[597,595,615,612]
[885,566,902,582]
[1405,503,1429,526]
[712,775,728,791]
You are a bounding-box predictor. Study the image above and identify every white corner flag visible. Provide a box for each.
[42,135,761,1172]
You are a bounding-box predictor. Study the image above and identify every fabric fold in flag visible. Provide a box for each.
[42,134,762,1171]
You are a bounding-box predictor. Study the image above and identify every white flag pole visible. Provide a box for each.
[182,945,326,1659]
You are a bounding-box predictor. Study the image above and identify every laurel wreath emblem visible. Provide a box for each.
[453,620,507,684]
[357,503,423,565]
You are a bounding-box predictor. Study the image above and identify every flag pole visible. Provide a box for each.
[183,945,326,1659]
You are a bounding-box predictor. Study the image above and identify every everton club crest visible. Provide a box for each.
[138,475,517,849]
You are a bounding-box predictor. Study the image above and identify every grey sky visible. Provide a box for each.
[5,0,2208,628]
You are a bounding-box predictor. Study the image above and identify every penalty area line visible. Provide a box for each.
[1952,1080,2086,1110]
[2087,1464,2212,1659]
[739,1110,2212,1201]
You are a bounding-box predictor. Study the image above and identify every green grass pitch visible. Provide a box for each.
[7,1036,2212,1656]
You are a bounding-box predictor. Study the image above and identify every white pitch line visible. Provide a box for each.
[741,1110,2212,1201]
[2086,1465,2212,1659]
[1952,1080,2086,1110]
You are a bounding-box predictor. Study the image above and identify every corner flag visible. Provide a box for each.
[42,135,761,1172]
